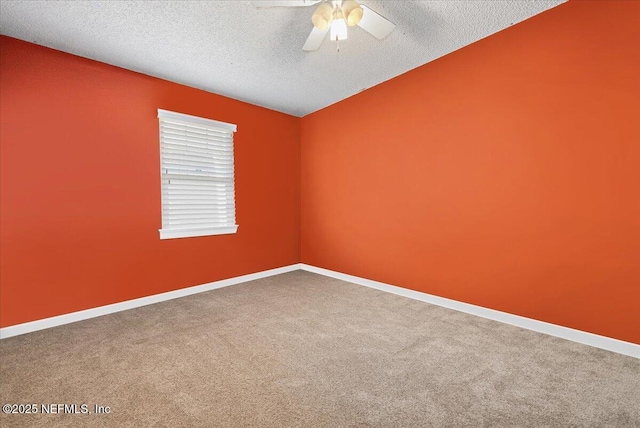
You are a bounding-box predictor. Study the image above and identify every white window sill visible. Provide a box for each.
[159,225,238,240]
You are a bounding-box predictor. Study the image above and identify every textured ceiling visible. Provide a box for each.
[0,0,565,116]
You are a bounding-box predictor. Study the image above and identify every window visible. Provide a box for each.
[158,109,238,239]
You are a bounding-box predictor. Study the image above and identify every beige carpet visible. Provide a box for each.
[1,270,639,427]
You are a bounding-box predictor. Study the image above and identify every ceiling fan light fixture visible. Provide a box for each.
[330,6,348,41]
[311,2,333,30]
[330,17,348,41]
[341,0,363,26]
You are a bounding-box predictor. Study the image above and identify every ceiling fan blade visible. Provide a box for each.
[252,0,321,7]
[357,5,396,40]
[302,26,329,51]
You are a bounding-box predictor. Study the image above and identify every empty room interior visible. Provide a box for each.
[1,0,639,426]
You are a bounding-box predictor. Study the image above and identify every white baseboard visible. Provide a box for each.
[0,264,302,340]
[2,262,637,359]
[299,264,640,358]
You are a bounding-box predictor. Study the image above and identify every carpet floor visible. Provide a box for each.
[1,270,639,427]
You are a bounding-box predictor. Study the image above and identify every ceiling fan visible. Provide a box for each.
[253,0,396,51]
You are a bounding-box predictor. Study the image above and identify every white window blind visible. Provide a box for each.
[158,109,238,239]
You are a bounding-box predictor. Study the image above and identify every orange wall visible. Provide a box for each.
[301,1,640,343]
[0,37,300,328]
